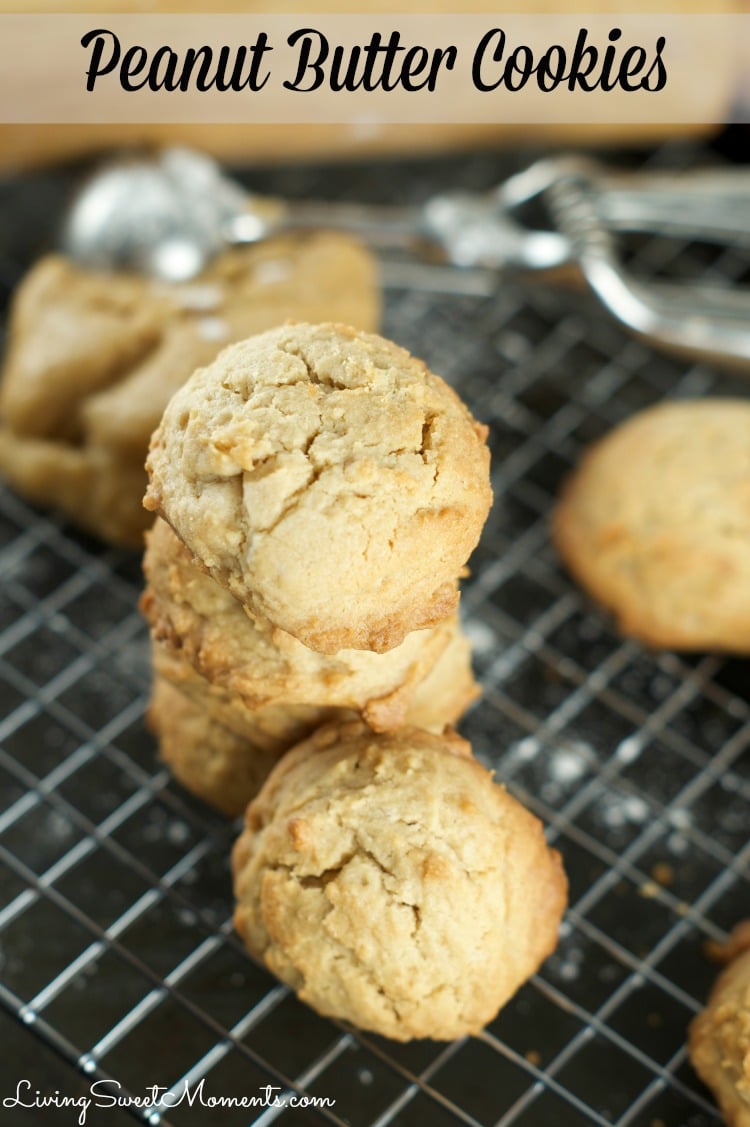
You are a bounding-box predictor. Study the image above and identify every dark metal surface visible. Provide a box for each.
[0,141,748,1127]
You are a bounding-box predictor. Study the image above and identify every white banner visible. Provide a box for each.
[0,14,742,124]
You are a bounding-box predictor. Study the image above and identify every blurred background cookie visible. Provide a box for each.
[0,235,378,545]
[553,399,750,652]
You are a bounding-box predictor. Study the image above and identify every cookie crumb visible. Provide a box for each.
[651,862,674,887]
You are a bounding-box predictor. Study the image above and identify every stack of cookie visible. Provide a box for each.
[141,320,568,1041]
[141,321,493,815]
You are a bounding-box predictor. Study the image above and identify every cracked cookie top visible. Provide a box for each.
[232,721,567,1041]
[553,399,750,653]
[144,322,492,654]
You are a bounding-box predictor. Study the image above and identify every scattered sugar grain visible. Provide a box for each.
[549,742,592,784]
[667,831,689,856]
[669,809,691,830]
[615,736,642,764]
[167,819,190,845]
[463,619,497,655]
[602,793,649,829]
[508,737,539,764]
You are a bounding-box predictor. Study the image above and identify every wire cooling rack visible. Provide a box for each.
[0,139,749,1127]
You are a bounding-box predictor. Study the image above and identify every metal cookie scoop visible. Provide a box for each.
[61,146,750,370]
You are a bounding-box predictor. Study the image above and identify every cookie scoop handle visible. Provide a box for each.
[61,146,428,280]
[61,146,750,369]
[547,170,750,371]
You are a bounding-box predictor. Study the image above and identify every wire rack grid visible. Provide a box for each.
[0,140,748,1127]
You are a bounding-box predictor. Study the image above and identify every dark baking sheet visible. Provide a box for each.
[0,139,748,1127]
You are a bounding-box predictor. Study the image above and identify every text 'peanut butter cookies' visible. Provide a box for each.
[554,399,750,653]
[145,323,492,654]
[689,922,750,1127]
[232,722,567,1041]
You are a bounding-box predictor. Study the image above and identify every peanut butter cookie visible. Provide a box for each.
[148,676,282,817]
[142,517,468,731]
[145,323,491,653]
[689,922,750,1127]
[151,633,478,816]
[554,400,750,652]
[233,722,567,1041]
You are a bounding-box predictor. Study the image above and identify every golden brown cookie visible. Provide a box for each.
[689,923,750,1127]
[145,323,492,653]
[232,721,567,1041]
[554,400,750,652]
[142,517,465,731]
[0,236,378,546]
[151,630,479,817]
[0,432,150,546]
[405,616,481,729]
[148,675,283,817]
[151,600,478,751]
[152,639,349,753]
